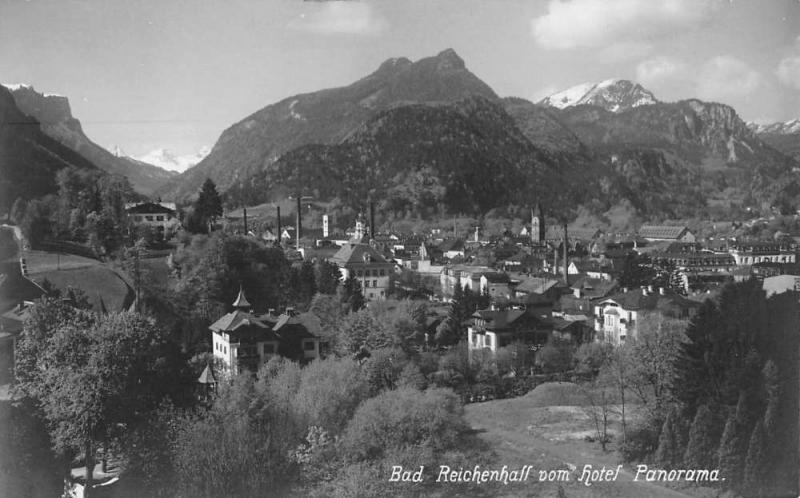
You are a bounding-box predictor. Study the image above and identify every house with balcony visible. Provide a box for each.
[210,289,321,375]
[594,286,699,345]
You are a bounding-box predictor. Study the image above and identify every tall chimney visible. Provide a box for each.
[369,201,375,241]
[243,207,248,235]
[276,205,281,245]
[562,223,569,285]
[296,195,302,250]
[322,214,329,238]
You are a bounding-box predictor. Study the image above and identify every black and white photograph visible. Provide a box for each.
[1,0,800,496]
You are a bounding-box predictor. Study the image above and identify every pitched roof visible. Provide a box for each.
[638,225,689,240]
[599,288,699,312]
[472,308,528,330]
[515,276,561,294]
[330,243,391,266]
[198,364,216,384]
[125,202,176,214]
[209,310,270,333]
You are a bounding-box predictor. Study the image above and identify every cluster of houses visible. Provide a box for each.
[114,202,800,375]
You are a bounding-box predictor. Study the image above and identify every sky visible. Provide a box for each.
[1,0,800,160]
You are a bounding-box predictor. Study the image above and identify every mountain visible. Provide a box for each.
[748,119,800,161]
[540,79,658,113]
[552,99,799,214]
[227,96,586,215]
[156,48,499,201]
[135,147,210,173]
[2,83,176,195]
[0,85,99,209]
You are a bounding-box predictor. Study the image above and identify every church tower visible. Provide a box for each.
[354,212,366,241]
[531,203,545,244]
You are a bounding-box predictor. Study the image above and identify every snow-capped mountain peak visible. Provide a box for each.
[135,147,210,173]
[1,83,33,91]
[748,118,800,135]
[539,79,658,113]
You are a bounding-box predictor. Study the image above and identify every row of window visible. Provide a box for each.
[356,269,386,277]
[133,215,167,222]
[363,279,379,288]
[215,342,227,355]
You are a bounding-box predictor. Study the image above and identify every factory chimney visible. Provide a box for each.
[369,201,375,241]
[296,196,302,250]
[276,205,281,245]
[562,223,569,285]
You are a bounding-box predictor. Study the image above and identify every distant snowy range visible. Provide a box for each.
[118,146,211,173]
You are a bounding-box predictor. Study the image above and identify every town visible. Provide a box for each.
[3,2,800,496]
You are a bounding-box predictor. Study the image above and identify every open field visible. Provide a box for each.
[24,250,133,312]
[463,383,711,498]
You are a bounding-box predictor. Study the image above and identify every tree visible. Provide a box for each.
[743,418,767,496]
[683,403,723,469]
[14,304,172,496]
[340,274,365,312]
[654,407,687,468]
[314,260,341,295]
[195,178,223,232]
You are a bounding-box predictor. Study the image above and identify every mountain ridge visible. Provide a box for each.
[2,83,176,195]
[155,48,499,201]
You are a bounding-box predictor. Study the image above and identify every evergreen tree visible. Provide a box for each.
[654,408,687,468]
[683,403,723,469]
[718,395,752,489]
[743,418,767,496]
[314,260,341,294]
[340,274,365,312]
[195,178,223,232]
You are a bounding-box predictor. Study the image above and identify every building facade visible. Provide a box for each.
[210,289,321,375]
[330,243,394,300]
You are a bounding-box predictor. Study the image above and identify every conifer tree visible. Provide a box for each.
[683,403,723,469]
[654,408,687,467]
[743,418,767,496]
[718,400,748,489]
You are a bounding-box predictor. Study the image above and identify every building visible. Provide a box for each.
[210,289,321,375]
[594,287,699,345]
[467,306,551,358]
[330,243,394,300]
[125,201,180,238]
[439,265,493,299]
[762,274,800,298]
[638,225,695,243]
[727,241,796,266]
[653,243,736,272]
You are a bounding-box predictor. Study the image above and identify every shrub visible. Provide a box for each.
[341,387,466,462]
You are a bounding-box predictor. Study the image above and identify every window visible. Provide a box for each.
[380,291,385,297]
[303,341,316,351]
[223,346,227,354]
[145,216,154,221]
[156,215,164,221]
[134,216,143,222]
[363,280,369,288]
[379,269,385,276]
[357,270,363,277]
[372,280,377,287]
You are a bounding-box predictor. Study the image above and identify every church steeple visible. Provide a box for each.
[232,286,251,310]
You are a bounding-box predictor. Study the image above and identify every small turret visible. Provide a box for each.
[232,286,251,310]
